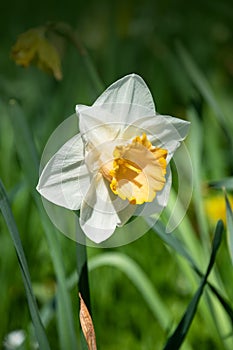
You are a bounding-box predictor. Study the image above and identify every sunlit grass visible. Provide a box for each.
[1,3,233,349]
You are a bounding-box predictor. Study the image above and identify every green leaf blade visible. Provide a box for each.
[89,252,172,331]
[0,180,51,350]
[209,177,233,190]
[225,194,233,264]
[176,42,225,125]
[7,101,78,350]
[163,220,224,350]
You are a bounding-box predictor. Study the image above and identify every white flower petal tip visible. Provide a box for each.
[38,74,191,245]
[80,222,115,244]
[94,73,152,105]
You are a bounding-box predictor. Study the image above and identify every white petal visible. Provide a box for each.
[76,74,156,130]
[76,103,156,146]
[123,114,190,162]
[80,174,135,243]
[94,74,155,113]
[37,134,90,210]
[76,104,119,146]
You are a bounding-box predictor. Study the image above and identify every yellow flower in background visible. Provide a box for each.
[204,194,233,226]
[11,27,62,80]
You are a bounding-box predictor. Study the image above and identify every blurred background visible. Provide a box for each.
[1,0,233,349]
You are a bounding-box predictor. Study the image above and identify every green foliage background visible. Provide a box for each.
[0,0,233,349]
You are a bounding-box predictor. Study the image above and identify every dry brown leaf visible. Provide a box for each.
[79,293,97,350]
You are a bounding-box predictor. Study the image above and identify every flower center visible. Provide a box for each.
[100,133,167,204]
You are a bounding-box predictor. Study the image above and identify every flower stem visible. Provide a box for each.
[76,241,91,311]
[76,237,92,349]
[48,21,105,96]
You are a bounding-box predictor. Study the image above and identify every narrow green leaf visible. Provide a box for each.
[206,283,233,322]
[150,220,197,268]
[163,220,224,350]
[225,194,233,264]
[0,180,51,350]
[187,108,209,248]
[82,53,105,96]
[176,42,226,125]
[8,101,78,350]
[50,22,105,96]
[205,221,224,276]
[8,99,39,186]
[88,252,172,330]
[151,219,233,324]
[76,239,91,311]
[209,177,233,190]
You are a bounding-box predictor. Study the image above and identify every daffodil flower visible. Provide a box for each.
[37,74,190,243]
[11,27,62,80]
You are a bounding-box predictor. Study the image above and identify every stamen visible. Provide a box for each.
[124,161,141,174]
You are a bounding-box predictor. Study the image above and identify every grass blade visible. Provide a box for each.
[187,108,210,249]
[151,219,197,268]
[209,177,233,190]
[151,219,233,323]
[176,42,225,125]
[163,220,224,350]
[0,180,51,350]
[50,22,105,96]
[206,283,233,323]
[88,252,172,330]
[225,193,233,264]
[8,100,78,350]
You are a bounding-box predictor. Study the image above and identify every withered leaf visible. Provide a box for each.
[79,293,97,350]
